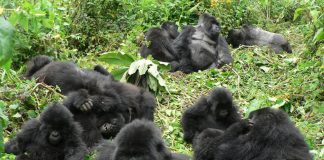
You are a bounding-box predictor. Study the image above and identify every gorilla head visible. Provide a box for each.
[207,88,234,119]
[227,29,243,48]
[39,103,81,146]
[113,120,169,160]
[24,55,52,78]
[96,120,190,160]
[161,22,179,39]
[197,13,220,40]
[97,112,126,139]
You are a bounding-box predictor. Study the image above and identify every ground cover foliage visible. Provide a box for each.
[0,0,323,159]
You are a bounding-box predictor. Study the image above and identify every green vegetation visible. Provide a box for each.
[0,0,323,159]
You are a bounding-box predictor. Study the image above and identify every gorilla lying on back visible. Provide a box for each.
[140,22,180,62]
[25,55,156,120]
[171,14,232,73]
[181,87,240,143]
[227,25,292,53]
[5,103,86,160]
[96,120,190,160]
[25,55,114,95]
[194,107,312,160]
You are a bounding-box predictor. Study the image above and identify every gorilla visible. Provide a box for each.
[194,107,312,160]
[64,89,155,148]
[4,103,86,160]
[140,22,180,62]
[171,13,232,73]
[96,120,190,160]
[25,55,156,120]
[181,87,240,143]
[227,25,292,53]
[24,55,115,95]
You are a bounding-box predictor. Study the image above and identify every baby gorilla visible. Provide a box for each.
[4,103,86,160]
[181,87,240,143]
[194,107,312,160]
[24,55,114,95]
[227,25,292,53]
[140,22,180,62]
[96,120,190,160]
[63,89,126,148]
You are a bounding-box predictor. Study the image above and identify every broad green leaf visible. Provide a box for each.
[20,13,29,31]
[271,99,286,109]
[111,67,129,80]
[99,52,134,66]
[313,28,324,42]
[246,99,263,117]
[8,12,20,26]
[148,74,158,92]
[293,8,304,21]
[0,17,15,68]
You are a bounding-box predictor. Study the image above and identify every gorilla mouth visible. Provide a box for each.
[100,123,121,138]
[248,119,255,126]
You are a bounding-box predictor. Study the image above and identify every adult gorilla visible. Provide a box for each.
[194,107,312,160]
[171,14,232,73]
[140,22,180,62]
[227,25,292,53]
[4,103,87,160]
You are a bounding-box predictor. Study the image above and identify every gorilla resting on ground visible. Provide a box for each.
[194,107,312,160]
[227,25,292,53]
[140,22,180,62]
[24,55,115,95]
[5,103,86,160]
[96,120,190,160]
[63,89,126,148]
[171,13,232,73]
[181,87,240,143]
[25,55,156,120]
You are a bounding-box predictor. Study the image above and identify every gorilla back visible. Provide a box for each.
[25,55,114,94]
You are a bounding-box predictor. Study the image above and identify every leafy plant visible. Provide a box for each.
[99,52,169,93]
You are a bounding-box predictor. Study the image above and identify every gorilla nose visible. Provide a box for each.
[219,110,228,116]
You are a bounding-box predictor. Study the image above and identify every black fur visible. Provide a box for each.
[5,103,86,160]
[194,107,312,160]
[227,25,292,53]
[140,22,180,62]
[96,120,190,160]
[172,14,232,73]
[181,87,240,143]
[24,55,114,95]
[63,87,155,147]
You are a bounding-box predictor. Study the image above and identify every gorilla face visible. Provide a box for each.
[199,13,220,39]
[97,113,126,139]
[227,29,243,48]
[248,108,287,131]
[161,22,179,39]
